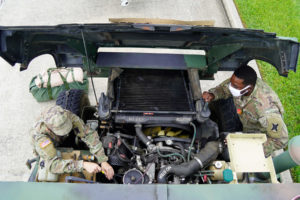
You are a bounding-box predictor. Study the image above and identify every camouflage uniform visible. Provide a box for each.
[208,78,289,157]
[31,106,108,174]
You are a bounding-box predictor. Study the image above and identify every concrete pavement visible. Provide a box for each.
[0,0,230,26]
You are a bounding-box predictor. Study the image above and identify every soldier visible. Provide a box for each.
[202,65,288,157]
[31,105,114,180]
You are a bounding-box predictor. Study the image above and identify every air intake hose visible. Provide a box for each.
[157,141,220,183]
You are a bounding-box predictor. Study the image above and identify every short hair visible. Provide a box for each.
[233,65,257,86]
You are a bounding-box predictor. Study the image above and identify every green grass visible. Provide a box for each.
[234,0,300,182]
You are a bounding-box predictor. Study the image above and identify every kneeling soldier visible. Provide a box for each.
[31,105,114,181]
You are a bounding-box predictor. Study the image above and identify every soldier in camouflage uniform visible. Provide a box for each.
[202,65,288,157]
[31,105,114,180]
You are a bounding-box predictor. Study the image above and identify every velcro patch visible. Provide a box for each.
[236,108,242,115]
[266,115,283,139]
[40,139,52,148]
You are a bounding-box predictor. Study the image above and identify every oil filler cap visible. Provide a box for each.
[223,169,233,182]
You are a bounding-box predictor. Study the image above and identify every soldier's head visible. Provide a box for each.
[229,64,257,97]
[43,106,72,136]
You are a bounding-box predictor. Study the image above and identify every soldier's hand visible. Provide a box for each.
[224,139,227,146]
[202,92,215,102]
[101,161,114,180]
[83,162,102,174]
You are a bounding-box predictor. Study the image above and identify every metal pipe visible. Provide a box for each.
[258,135,300,179]
[274,135,300,173]
[187,68,202,101]
[27,157,40,182]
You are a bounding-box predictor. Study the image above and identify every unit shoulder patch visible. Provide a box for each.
[266,115,283,139]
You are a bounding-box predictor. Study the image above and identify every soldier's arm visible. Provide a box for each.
[208,78,232,101]
[69,112,108,164]
[258,113,289,157]
[35,136,84,173]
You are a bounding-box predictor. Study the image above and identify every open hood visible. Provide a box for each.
[0,23,299,77]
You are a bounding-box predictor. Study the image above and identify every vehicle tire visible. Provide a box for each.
[209,97,243,132]
[56,89,90,118]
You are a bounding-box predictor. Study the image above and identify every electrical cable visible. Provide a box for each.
[81,29,98,104]
[157,148,186,162]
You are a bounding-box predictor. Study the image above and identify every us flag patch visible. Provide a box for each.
[40,139,52,148]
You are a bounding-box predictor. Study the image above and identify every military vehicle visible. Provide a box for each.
[0,22,299,199]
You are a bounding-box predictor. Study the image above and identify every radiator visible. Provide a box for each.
[114,69,194,112]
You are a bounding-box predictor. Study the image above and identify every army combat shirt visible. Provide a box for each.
[208,78,288,157]
[31,110,108,174]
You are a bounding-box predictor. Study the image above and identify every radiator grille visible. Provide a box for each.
[114,69,194,112]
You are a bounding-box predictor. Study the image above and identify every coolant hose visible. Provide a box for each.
[157,141,220,183]
[135,124,152,147]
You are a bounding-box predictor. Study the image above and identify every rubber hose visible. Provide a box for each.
[135,124,151,147]
[196,141,220,167]
[173,142,186,157]
[157,160,200,183]
[157,141,219,183]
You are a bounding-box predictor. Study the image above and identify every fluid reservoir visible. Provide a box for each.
[209,161,243,181]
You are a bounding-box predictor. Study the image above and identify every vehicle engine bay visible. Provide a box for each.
[56,68,237,184]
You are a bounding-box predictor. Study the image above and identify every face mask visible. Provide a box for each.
[228,83,251,97]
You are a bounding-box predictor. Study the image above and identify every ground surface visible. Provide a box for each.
[0,0,255,181]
